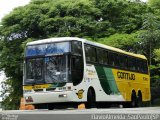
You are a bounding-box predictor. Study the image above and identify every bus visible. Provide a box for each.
[23,37,150,109]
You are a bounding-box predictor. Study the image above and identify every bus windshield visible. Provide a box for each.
[24,42,70,85]
[45,55,68,84]
[26,58,44,84]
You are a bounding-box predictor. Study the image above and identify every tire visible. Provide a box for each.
[137,92,142,107]
[131,91,137,108]
[86,88,96,108]
[48,104,54,110]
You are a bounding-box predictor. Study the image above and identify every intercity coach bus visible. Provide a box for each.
[23,37,150,109]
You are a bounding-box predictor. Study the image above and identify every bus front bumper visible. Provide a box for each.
[24,91,75,104]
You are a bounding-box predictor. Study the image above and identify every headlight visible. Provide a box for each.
[25,96,33,102]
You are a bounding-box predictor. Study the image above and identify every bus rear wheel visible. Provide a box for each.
[86,88,96,108]
[137,91,142,107]
[131,91,137,108]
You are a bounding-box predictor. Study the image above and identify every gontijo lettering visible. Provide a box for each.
[117,71,135,80]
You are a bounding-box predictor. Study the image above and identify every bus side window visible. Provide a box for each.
[103,50,108,65]
[114,53,120,67]
[127,57,132,71]
[136,59,147,73]
[119,54,125,68]
[139,60,143,73]
[125,56,128,69]
[97,49,108,65]
[85,45,90,62]
[85,44,97,63]
[141,60,148,73]
[108,52,115,66]
[132,58,136,71]
[144,60,148,73]
[97,49,104,64]
[136,59,140,72]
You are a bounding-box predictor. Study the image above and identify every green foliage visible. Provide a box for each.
[150,65,160,88]
[154,49,160,62]
[151,49,160,88]
[148,0,160,9]
[139,13,160,65]
[99,32,141,52]
[0,0,160,109]
[1,78,22,110]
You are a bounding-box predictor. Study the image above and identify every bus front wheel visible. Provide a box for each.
[48,104,54,110]
[86,88,96,108]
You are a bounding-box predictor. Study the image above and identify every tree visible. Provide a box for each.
[154,49,160,62]
[99,32,141,53]
[148,0,160,9]
[94,0,148,34]
[138,13,160,65]
[151,48,160,88]
[149,49,160,88]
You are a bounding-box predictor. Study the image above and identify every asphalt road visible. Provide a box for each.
[1,107,160,120]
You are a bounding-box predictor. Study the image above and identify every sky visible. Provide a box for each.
[0,0,30,22]
[141,0,147,2]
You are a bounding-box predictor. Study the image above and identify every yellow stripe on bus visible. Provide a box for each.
[23,84,51,90]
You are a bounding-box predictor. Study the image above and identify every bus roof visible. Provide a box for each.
[27,37,147,60]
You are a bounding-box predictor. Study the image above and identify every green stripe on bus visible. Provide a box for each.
[104,67,119,94]
[95,66,119,95]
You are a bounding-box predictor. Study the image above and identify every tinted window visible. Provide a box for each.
[127,58,148,73]
[143,60,148,73]
[114,53,120,67]
[128,57,136,71]
[132,59,136,71]
[136,59,141,72]
[97,49,103,64]
[140,60,148,73]
[85,44,97,62]
[71,41,82,56]
[139,60,144,72]
[119,55,127,68]
[103,51,108,65]
[108,52,115,66]
[97,49,108,65]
